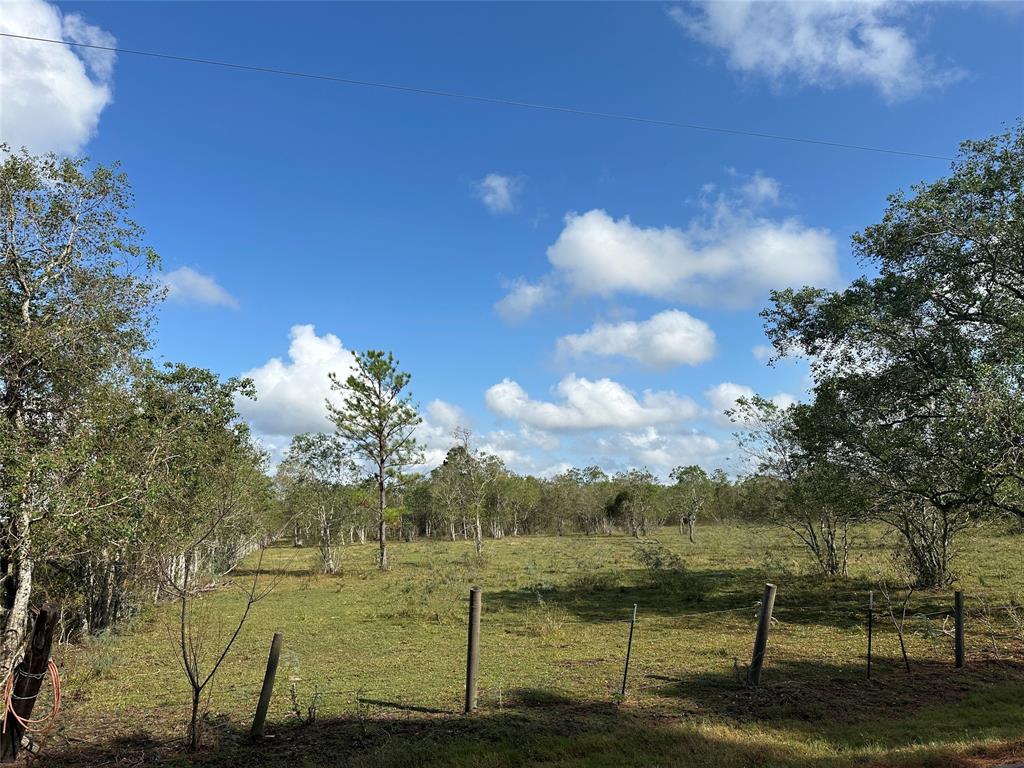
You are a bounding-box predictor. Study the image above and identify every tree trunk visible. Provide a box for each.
[188,686,202,750]
[378,470,388,571]
[475,512,483,556]
[687,516,696,544]
[0,505,34,679]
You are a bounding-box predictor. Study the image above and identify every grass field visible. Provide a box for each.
[42,522,1024,767]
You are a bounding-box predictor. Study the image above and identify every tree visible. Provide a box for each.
[280,433,353,574]
[607,470,660,538]
[668,466,712,543]
[327,351,422,570]
[0,147,161,674]
[762,125,1024,586]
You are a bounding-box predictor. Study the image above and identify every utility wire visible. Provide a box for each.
[0,32,955,162]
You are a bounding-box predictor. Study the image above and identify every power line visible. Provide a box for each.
[0,31,955,162]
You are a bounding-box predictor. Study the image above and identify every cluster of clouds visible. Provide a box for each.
[234,326,780,477]
[670,0,964,102]
[480,170,823,475]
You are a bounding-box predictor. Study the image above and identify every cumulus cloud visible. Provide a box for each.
[548,205,837,307]
[236,324,356,440]
[475,173,523,214]
[494,279,551,323]
[0,0,116,153]
[162,267,239,308]
[670,1,963,101]
[486,374,700,431]
[704,381,797,427]
[500,177,839,319]
[556,309,717,369]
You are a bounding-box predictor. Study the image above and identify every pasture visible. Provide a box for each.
[45,522,1024,767]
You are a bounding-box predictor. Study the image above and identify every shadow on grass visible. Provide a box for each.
[36,678,1024,768]
[646,655,1024,743]
[485,565,899,629]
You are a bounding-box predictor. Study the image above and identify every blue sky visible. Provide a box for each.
[2,1,1022,476]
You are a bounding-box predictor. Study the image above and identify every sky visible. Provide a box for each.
[2,0,1022,478]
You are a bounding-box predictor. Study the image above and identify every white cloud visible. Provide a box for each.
[502,179,839,319]
[237,325,356,440]
[752,344,774,363]
[486,374,700,431]
[670,1,963,101]
[162,267,239,308]
[704,381,796,427]
[426,399,470,433]
[742,171,781,206]
[547,205,838,308]
[475,173,523,214]
[619,427,726,473]
[0,0,116,153]
[557,309,717,369]
[494,279,551,323]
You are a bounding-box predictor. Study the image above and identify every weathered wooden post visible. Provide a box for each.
[620,604,638,698]
[867,591,874,680]
[748,583,777,687]
[250,632,283,740]
[1,606,59,761]
[954,591,965,669]
[465,587,482,713]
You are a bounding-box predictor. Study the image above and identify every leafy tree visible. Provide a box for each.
[668,465,713,543]
[280,432,353,574]
[607,469,660,538]
[762,125,1024,586]
[0,147,161,673]
[327,351,422,570]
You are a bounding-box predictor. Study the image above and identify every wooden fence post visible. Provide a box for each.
[748,583,777,687]
[867,591,874,680]
[465,587,482,713]
[0,606,59,762]
[251,632,283,740]
[620,604,638,698]
[954,591,965,669]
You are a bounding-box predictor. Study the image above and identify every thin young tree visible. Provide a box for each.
[327,351,422,571]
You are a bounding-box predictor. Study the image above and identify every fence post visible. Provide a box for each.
[748,583,777,687]
[867,591,874,680]
[251,632,283,740]
[954,591,965,669]
[0,605,59,762]
[465,587,482,713]
[620,604,638,698]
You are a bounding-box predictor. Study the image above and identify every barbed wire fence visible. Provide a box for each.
[238,582,1023,737]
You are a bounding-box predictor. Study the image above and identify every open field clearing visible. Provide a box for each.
[42,522,1024,767]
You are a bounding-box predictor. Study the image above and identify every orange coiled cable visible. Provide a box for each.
[1,658,62,737]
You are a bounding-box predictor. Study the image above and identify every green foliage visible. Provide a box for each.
[327,350,422,569]
[761,124,1024,587]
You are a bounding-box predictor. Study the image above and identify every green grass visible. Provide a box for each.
[45,522,1024,767]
